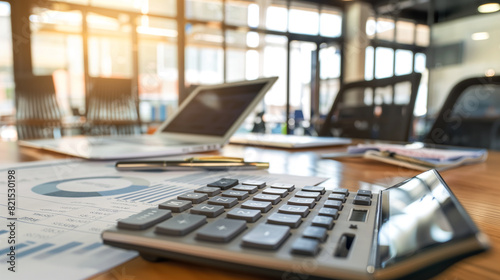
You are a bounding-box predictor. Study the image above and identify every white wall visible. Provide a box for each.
[428,12,500,116]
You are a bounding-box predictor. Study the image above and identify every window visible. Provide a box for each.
[0,1,13,118]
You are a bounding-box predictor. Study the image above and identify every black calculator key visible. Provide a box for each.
[278,204,310,217]
[331,188,349,196]
[311,216,334,229]
[227,208,262,222]
[241,180,266,188]
[221,190,249,200]
[253,194,281,205]
[178,192,208,204]
[357,190,372,197]
[207,196,238,208]
[155,213,206,236]
[159,199,192,213]
[318,208,339,219]
[328,193,346,202]
[262,188,288,198]
[196,219,247,243]
[241,224,290,250]
[324,200,343,210]
[301,186,326,194]
[267,213,302,228]
[241,200,273,213]
[295,191,321,201]
[269,183,295,191]
[353,195,371,206]
[207,178,239,190]
[288,197,316,208]
[302,226,328,242]
[118,208,172,230]
[291,237,320,256]
[232,185,258,194]
[195,186,221,196]
[190,204,225,218]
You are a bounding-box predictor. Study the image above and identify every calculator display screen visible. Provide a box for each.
[377,170,478,268]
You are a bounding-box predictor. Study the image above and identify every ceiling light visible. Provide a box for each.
[478,3,500,13]
[471,32,490,40]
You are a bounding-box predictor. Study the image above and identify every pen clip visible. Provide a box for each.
[184,156,245,163]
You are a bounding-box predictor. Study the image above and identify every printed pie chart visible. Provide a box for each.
[32,176,150,197]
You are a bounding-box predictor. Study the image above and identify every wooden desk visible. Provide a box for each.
[2,141,499,279]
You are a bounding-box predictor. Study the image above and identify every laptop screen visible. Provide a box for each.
[161,82,267,136]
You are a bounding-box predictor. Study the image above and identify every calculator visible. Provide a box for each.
[102,170,489,279]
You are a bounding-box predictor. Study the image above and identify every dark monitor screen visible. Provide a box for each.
[162,82,267,136]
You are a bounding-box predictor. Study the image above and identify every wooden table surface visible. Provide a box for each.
[2,141,499,279]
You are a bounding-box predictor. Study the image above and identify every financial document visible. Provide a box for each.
[0,159,326,279]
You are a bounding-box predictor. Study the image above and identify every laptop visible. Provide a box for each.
[20,77,278,160]
[230,133,351,148]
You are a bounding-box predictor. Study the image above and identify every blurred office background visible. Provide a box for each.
[0,0,499,143]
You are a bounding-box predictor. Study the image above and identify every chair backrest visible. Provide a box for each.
[319,73,422,141]
[86,77,141,135]
[15,75,63,139]
[425,75,500,150]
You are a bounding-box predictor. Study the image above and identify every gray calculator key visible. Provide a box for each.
[267,213,302,228]
[196,219,247,243]
[270,183,295,191]
[311,216,334,229]
[241,200,272,213]
[118,208,172,230]
[227,208,262,222]
[208,196,238,208]
[242,180,266,188]
[302,226,328,242]
[357,190,372,197]
[241,224,290,250]
[253,193,281,205]
[232,185,258,194]
[278,204,310,217]
[328,193,346,202]
[190,204,225,218]
[158,199,192,212]
[155,213,206,236]
[331,188,349,196]
[207,178,239,190]
[288,197,316,208]
[178,192,208,204]
[318,207,339,219]
[353,195,371,206]
[301,185,326,194]
[262,188,288,198]
[291,237,320,256]
[295,191,321,201]
[324,200,343,210]
[222,190,249,200]
[195,186,221,196]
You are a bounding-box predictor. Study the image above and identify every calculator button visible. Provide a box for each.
[196,219,247,243]
[253,194,281,205]
[287,197,316,208]
[331,188,349,196]
[318,208,339,219]
[118,208,172,230]
[269,183,295,191]
[278,204,310,217]
[267,213,302,228]
[194,186,221,196]
[155,214,206,236]
[301,186,326,194]
[241,224,290,250]
[295,191,321,201]
[353,195,371,206]
[158,199,192,213]
[207,178,239,190]
[302,226,328,242]
[207,196,238,208]
[241,200,272,213]
[328,193,346,203]
[241,180,266,188]
[262,188,288,198]
[291,237,320,256]
[226,208,262,222]
[357,190,372,198]
[177,193,208,204]
[221,190,249,200]
[190,204,225,218]
[324,200,343,210]
[232,185,258,194]
[311,216,334,229]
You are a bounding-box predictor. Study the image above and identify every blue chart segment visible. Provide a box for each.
[31,176,149,198]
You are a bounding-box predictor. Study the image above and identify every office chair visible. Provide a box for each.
[425,75,500,150]
[86,77,141,136]
[319,73,422,141]
[15,75,63,140]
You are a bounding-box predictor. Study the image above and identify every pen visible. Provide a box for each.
[115,160,270,171]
